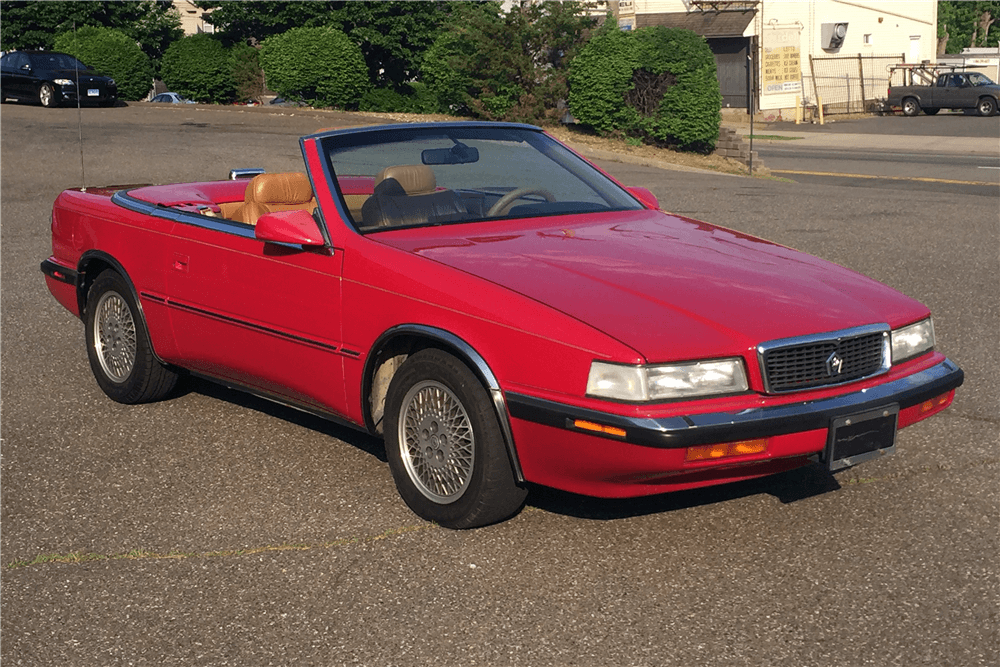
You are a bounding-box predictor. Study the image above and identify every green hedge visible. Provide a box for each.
[359,82,439,114]
[569,25,721,152]
[259,27,369,109]
[53,26,153,101]
[160,34,235,103]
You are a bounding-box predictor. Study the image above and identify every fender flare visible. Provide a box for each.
[76,250,171,368]
[363,324,525,483]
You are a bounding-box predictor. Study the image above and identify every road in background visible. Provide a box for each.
[2,103,997,666]
[751,114,1000,193]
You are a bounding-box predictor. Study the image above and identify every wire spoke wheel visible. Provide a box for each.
[84,270,178,404]
[93,290,137,383]
[384,348,527,528]
[399,380,475,504]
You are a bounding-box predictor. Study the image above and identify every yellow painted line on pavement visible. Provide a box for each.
[770,169,998,187]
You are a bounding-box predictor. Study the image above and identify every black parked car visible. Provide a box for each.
[0,51,117,108]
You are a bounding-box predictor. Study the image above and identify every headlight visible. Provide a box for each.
[54,78,73,86]
[891,318,935,363]
[587,358,749,402]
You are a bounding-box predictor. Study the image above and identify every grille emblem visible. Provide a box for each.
[826,351,844,376]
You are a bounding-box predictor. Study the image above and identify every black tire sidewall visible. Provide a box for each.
[38,83,56,108]
[84,270,174,404]
[384,349,525,528]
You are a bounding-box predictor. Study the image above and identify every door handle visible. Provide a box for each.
[172,253,189,272]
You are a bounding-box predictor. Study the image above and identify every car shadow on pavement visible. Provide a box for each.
[181,375,388,463]
[174,377,841,520]
[526,464,842,522]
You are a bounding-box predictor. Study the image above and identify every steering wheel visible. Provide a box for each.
[487,187,556,217]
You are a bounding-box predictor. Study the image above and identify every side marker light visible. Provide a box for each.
[573,419,627,438]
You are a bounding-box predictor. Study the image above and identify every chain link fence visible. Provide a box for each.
[807,54,905,114]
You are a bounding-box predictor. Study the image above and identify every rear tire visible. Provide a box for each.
[977,97,997,117]
[901,97,920,116]
[923,107,940,115]
[85,270,178,404]
[384,348,527,528]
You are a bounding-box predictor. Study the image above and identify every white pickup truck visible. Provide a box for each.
[886,71,999,117]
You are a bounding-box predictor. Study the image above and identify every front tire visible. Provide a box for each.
[901,97,920,116]
[38,82,57,108]
[977,97,997,117]
[384,349,527,528]
[923,107,940,115]
[85,270,178,404]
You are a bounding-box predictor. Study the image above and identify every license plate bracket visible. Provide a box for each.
[824,404,899,471]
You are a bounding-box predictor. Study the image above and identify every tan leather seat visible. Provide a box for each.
[360,165,469,228]
[232,172,315,225]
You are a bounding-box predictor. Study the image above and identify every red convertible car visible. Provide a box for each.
[41,122,963,528]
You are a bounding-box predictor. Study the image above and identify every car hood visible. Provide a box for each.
[376,210,927,361]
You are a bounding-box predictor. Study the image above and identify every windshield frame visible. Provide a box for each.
[312,122,647,235]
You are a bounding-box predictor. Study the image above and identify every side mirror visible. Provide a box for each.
[626,186,659,210]
[255,209,325,247]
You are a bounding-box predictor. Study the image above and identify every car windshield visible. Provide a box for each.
[320,124,644,232]
[31,53,89,70]
[967,72,995,86]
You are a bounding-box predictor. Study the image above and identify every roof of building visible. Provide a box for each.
[635,11,755,39]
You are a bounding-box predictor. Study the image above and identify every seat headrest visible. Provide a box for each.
[374,165,436,195]
[246,172,313,205]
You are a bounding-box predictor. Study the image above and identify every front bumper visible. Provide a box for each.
[507,359,962,449]
[506,358,962,497]
[57,83,117,106]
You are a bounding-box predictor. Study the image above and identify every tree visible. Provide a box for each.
[423,1,596,122]
[0,1,182,67]
[53,26,153,100]
[197,1,465,87]
[938,1,1000,53]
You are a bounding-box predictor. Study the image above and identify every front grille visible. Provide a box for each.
[758,325,889,393]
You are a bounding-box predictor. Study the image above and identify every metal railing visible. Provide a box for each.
[807,53,905,114]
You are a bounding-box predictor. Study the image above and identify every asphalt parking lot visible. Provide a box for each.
[2,103,997,666]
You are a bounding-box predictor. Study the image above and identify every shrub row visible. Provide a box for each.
[55,18,723,152]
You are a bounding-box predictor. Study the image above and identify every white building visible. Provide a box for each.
[172,1,214,36]
[616,1,938,113]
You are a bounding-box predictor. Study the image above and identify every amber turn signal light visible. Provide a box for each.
[573,419,627,438]
[920,393,952,413]
[685,438,768,462]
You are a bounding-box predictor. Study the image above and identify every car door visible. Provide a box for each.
[2,53,30,99]
[933,74,967,108]
[164,214,348,417]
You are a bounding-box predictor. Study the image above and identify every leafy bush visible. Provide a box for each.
[359,82,439,114]
[569,25,722,152]
[259,27,369,109]
[160,34,235,103]
[53,26,153,101]
[566,25,638,134]
[421,26,480,115]
[231,43,265,104]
